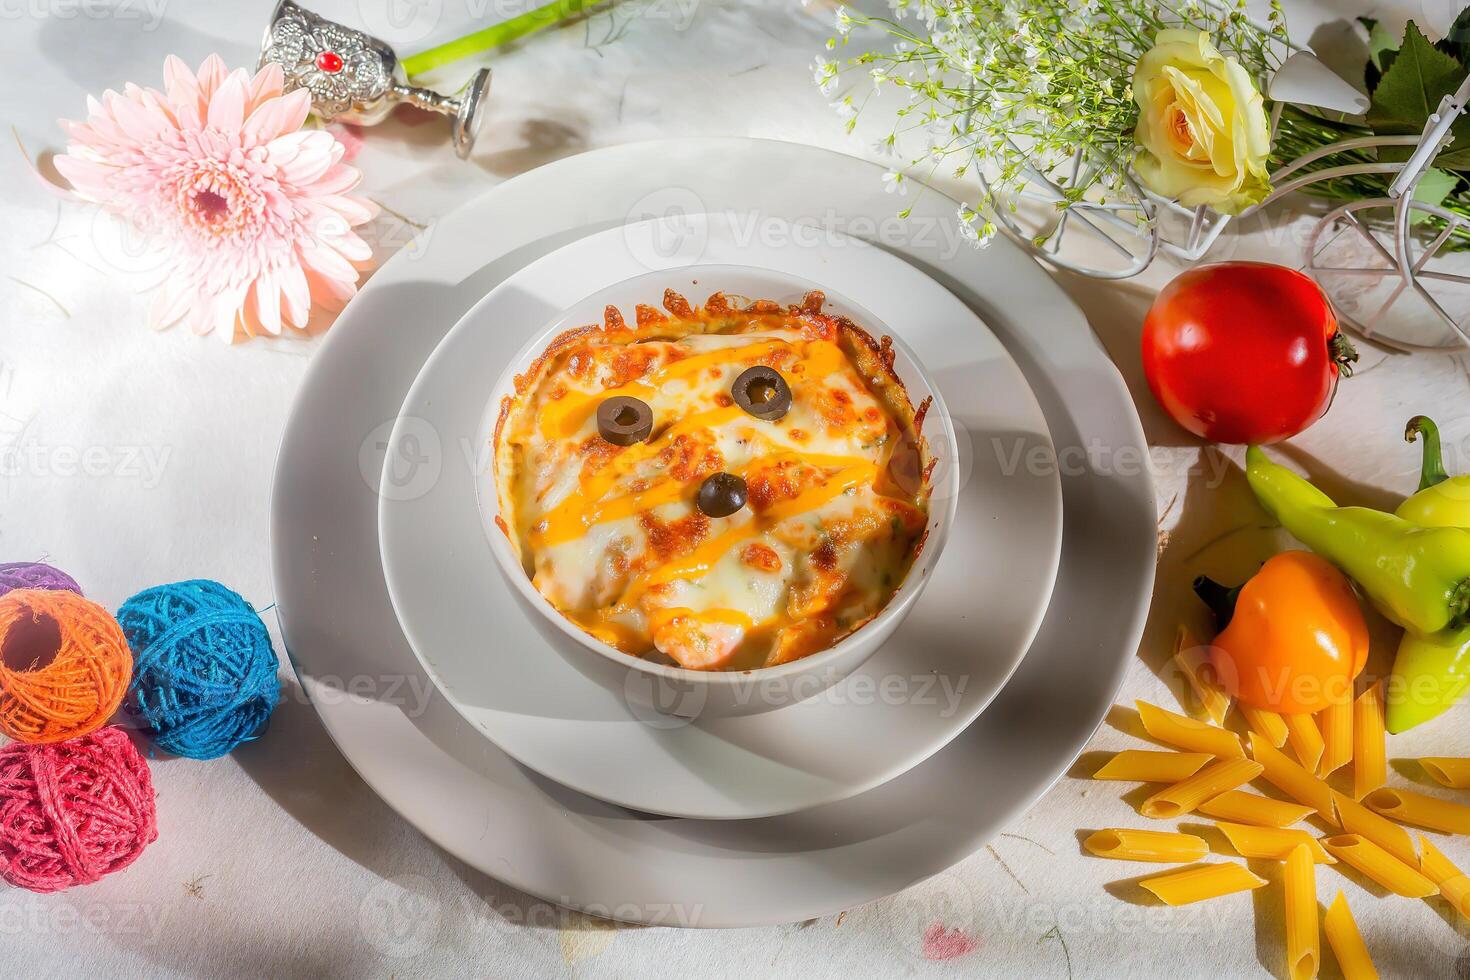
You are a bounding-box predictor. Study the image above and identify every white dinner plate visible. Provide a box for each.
[376,213,1061,820]
[270,138,1156,926]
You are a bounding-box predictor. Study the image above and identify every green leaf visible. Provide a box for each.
[1360,16,1399,92]
[1411,168,1461,223]
[1381,46,1400,80]
[1368,21,1470,167]
[1432,143,1470,173]
[1362,17,1398,70]
[1436,8,1470,66]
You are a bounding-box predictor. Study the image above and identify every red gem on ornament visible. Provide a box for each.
[316,51,344,74]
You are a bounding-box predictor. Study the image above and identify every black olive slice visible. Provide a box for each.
[596,396,654,445]
[731,366,792,421]
[697,472,748,518]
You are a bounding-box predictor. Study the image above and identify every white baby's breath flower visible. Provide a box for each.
[958,202,998,248]
[814,0,1289,230]
[812,55,839,96]
[956,204,986,248]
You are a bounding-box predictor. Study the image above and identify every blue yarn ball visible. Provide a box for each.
[115,580,280,760]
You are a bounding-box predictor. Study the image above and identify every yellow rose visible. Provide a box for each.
[1131,29,1271,215]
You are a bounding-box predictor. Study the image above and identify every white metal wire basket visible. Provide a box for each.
[986,51,1470,355]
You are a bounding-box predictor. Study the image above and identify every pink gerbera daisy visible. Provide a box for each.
[55,54,377,340]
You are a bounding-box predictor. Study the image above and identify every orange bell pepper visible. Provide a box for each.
[1194,551,1369,714]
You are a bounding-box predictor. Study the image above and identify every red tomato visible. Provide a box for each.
[1142,262,1356,444]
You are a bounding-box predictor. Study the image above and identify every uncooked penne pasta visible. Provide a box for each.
[1251,732,1339,827]
[1141,758,1263,819]
[1084,829,1209,863]
[1174,627,1230,725]
[1420,757,1470,790]
[1417,834,1462,881]
[1197,790,1314,828]
[1092,750,1212,783]
[1418,836,1470,919]
[1324,891,1378,980]
[1239,704,1289,749]
[1136,700,1245,759]
[1321,835,1438,898]
[1284,844,1319,980]
[1319,698,1353,776]
[1353,685,1386,800]
[1217,822,1335,864]
[1333,791,1418,869]
[1284,712,1324,774]
[1139,862,1267,906]
[1365,788,1470,835]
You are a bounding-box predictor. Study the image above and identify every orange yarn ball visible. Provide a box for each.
[0,589,131,744]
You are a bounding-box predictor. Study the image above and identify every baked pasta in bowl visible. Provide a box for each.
[485,268,956,714]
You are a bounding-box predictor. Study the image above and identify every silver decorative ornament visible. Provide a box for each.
[259,0,491,159]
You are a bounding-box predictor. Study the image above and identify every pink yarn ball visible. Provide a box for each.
[0,727,158,893]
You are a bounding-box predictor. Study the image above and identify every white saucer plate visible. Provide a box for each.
[270,138,1156,927]
[377,214,1061,820]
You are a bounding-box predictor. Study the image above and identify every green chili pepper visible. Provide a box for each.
[1385,416,1470,732]
[1396,416,1470,527]
[1386,627,1470,733]
[1245,445,1470,636]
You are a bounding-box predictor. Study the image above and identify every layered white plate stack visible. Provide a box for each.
[270,138,1156,926]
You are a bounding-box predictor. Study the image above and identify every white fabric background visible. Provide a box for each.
[2,0,1469,976]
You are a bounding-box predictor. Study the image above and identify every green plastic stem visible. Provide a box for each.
[401,0,603,77]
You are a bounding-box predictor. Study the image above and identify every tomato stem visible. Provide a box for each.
[1329,332,1359,379]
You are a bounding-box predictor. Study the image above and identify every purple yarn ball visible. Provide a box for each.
[0,562,82,598]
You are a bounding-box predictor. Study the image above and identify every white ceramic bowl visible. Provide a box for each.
[480,265,959,718]
[376,209,1061,819]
